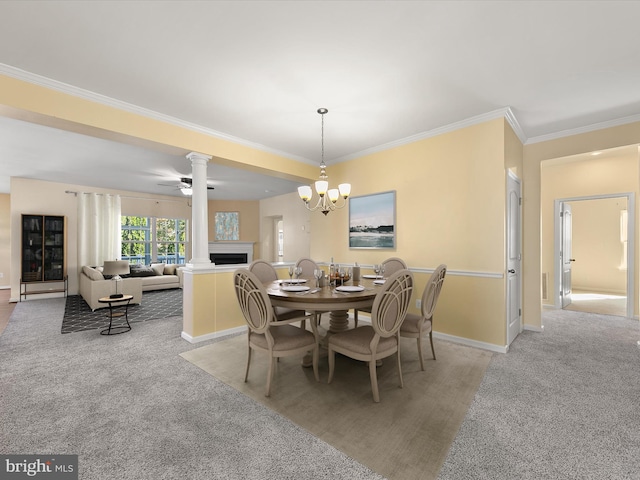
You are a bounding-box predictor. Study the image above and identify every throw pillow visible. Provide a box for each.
[82,266,104,281]
[163,264,177,276]
[151,263,166,276]
[129,265,156,277]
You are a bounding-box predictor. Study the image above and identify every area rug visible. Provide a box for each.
[180,332,493,480]
[62,288,183,334]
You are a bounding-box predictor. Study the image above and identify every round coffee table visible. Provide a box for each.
[98,294,134,335]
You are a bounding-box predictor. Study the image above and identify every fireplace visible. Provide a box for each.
[210,253,248,265]
[208,241,254,265]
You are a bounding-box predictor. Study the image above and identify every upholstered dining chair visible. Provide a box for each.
[328,269,414,402]
[233,269,319,397]
[400,264,447,370]
[295,257,320,280]
[294,257,326,325]
[248,260,308,326]
[354,257,408,327]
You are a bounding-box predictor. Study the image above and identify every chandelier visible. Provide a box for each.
[298,108,351,215]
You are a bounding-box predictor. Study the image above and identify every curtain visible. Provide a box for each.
[77,193,122,267]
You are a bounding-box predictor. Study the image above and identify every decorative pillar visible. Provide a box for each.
[186,152,212,269]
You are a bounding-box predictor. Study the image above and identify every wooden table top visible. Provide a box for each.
[266,278,382,312]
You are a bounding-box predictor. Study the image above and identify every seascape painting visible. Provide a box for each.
[349,191,396,249]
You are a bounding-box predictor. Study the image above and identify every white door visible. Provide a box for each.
[506,172,522,347]
[561,203,573,308]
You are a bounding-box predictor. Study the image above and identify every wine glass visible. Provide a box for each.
[314,269,323,288]
[373,264,381,278]
[288,265,294,282]
[379,264,385,279]
[295,266,302,279]
[338,267,345,286]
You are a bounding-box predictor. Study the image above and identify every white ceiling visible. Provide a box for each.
[1,0,639,199]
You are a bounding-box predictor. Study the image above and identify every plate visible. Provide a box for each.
[335,285,365,292]
[373,279,386,285]
[362,274,382,279]
[278,279,307,284]
[281,285,310,292]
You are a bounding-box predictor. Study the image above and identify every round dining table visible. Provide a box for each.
[266,277,381,333]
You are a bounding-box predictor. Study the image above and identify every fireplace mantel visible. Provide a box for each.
[208,241,254,265]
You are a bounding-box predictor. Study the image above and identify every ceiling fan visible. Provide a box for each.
[159,177,215,196]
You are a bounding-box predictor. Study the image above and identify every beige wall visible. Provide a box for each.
[540,152,639,308]
[259,192,311,263]
[524,123,640,329]
[0,193,10,289]
[297,118,510,347]
[208,200,260,260]
[570,198,628,294]
[9,177,192,301]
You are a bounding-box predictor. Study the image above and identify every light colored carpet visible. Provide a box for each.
[438,308,640,479]
[564,290,627,317]
[181,330,493,480]
[1,298,385,480]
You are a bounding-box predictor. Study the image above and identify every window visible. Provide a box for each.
[121,216,188,265]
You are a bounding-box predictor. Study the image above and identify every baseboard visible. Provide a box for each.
[432,331,508,354]
[524,324,544,333]
[181,325,247,344]
[353,312,506,353]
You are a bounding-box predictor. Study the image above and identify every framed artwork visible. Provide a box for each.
[215,212,239,241]
[349,190,396,249]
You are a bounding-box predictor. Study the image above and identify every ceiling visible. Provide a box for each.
[1,1,639,200]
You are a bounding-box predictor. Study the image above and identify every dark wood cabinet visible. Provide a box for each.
[20,214,67,300]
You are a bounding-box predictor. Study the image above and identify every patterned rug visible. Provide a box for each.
[62,289,183,334]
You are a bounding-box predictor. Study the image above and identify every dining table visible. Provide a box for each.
[266,275,383,333]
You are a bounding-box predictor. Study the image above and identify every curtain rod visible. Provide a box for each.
[65,190,185,204]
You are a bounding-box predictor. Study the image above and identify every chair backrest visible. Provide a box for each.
[248,260,278,284]
[421,264,447,320]
[295,258,320,279]
[371,269,414,338]
[382,257,408,276]
[234,269,274,334]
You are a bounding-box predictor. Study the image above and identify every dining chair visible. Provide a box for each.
[233,269,319,397]
[248,260,308,326]
[327,269,414,402]
[354,257,408,327]
[294,257,326,326]
[295,257,320,280]
[400,264,447,370]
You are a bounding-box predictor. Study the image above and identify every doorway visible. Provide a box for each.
[554,193,635,318]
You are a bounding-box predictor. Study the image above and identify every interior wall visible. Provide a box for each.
[0,193,10,289]
[524,122,640,330]
[569,198,627,294]
[208,200,260,260]
[293,118,510,347]
[259,192,310,263]
[540,153,639,308]
[9,177,192,301]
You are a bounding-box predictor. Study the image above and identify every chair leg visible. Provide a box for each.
[265,357,276,397]
[369,357,380,403]
[417,337,425,371]
[327,347,335,383]
[429,331,436,360]
[396,349,404,389]
[244,347,252,382]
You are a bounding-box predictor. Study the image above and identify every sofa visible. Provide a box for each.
[79,263,184,311]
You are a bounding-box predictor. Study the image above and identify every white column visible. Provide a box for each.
[186,152,212,269]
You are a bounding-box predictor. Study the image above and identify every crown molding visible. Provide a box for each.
[525,113,640,145]
[0,63,312,164]
[333,107,526,163]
